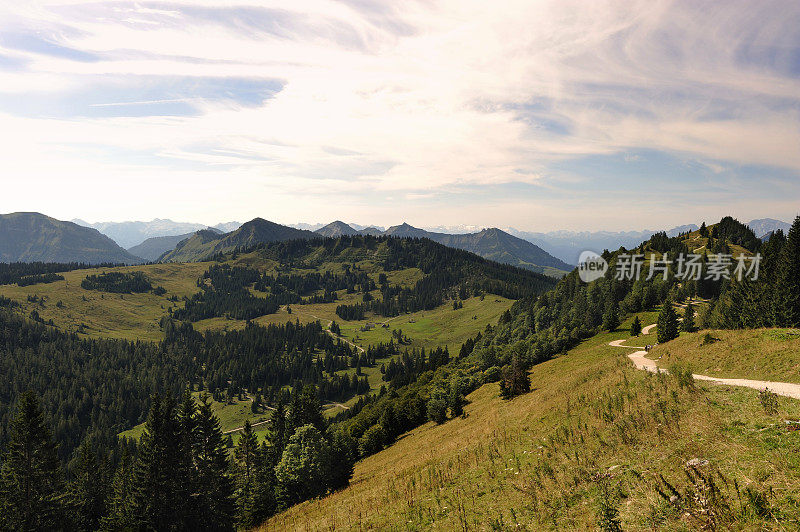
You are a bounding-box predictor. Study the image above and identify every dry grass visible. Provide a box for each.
[648,328,800,384]
[258,319,800,531]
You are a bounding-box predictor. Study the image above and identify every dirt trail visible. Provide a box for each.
[610,322,800,400]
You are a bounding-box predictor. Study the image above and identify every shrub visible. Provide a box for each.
[483,366,502,383]
[759,388,779,415]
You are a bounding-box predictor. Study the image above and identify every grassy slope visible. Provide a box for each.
[648,328,800,384]
[260,316,800,531]
[0,262,209,341]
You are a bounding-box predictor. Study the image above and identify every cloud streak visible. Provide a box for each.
[0,0,798,229]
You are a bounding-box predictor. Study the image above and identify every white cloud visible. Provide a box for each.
[0,0,798,228]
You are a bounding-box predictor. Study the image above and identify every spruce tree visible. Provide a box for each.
[272,398,287,457]
[101,446,136,531]
[0,391,63,532]
[234,420,259,528]
[247,442,276,526]
[327,428,356,491]
[175,388,198,524]
[682,302,697,332]
[776,216,800,326]
[130,393,181,531]
[66,438,108,532]
[602,302,620,331]
[630,315,642,336]
[657,298,679,343]
[448,377,466,418]
[194,397,235,531]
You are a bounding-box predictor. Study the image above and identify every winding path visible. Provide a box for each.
[610,323,800,400]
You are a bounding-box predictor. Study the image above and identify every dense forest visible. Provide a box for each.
[80,271,153,294]
[0,262,122,286]
[175,235,555,323]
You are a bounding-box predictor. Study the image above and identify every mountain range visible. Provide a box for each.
[369,223,573,275]
[1,212,143,264]
[4,213,793,272]
[72,218,241,249]
[160,219,316,262]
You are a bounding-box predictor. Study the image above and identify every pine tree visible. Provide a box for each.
[776,216,800,326]
[657,298,679,343]
[175,388,198,524]
[448,377,466,418]
[247,442,276,525]
[101,446,136,531]
[630,315,642,336]
[234,420,260,528]
[66,438,108,532]
[194,397,235,531]
[272,398,287,457]
[602,302,620,331]
[500,354,531,399]
[682,302,697,332]
[130,393,181,531]
[327,428,356,491]
[0,390,63,532]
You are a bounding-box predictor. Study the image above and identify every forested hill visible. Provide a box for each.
[127,230,219,262]
[161,218,316,261]
[175,235,558,324]
[0,212,143,264]
[382,222,573,275]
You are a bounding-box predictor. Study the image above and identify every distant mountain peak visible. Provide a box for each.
[1,212,143,264]
[316,221,358,238]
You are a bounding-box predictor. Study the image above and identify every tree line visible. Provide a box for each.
[0,385,357,531]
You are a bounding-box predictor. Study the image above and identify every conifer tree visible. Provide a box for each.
[0,390,63,532]
[327,428,356,491]
[448,377,466,418]
[101,446,136,531]
[130,393,181,531]
[776,216,800,326]
[175,388,198,524]
[657,298,679,343]
[602,302,620,331]
[193,397,235,531]
[272,398,287,458]
[66,438,108,532]
[243,441,276,526]
[234,420,259,527]
[630,315,642,336]
[682,302,697,332]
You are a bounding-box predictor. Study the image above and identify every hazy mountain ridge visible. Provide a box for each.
[747,218,791,238]
[126,229,223,262]
[1,212,143,264]
[73,218,241,248]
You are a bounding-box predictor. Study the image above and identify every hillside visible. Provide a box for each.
[345,221,572,277]
[127,229,221,262]
[160,218,317,262]
[0,212,143,264]
[260,317,800,530]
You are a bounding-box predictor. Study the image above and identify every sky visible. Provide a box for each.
[0,0,799,231]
